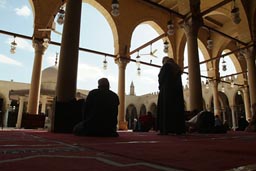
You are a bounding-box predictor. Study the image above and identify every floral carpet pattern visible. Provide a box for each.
[0,129,256,171]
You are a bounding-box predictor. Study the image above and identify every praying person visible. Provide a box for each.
[157,56,186,135]
[73,78,119,137]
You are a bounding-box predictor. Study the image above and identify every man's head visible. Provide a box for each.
[98,77,110,90]
[162,56,174,65]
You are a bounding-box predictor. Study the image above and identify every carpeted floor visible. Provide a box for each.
[0,129,256,171]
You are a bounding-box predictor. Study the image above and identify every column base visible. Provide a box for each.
[52,99,84,133]
[118,121,128,130]
[21,113,45,129]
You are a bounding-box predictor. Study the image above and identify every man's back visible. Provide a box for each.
[73,78,120,137]
[85,89,119,126]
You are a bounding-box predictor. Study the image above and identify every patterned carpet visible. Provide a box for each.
[0,129,256,171]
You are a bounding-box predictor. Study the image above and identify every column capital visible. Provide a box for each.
[18,96,25,100]
[210,79,219,87]
[181,16,203,37]
[242,85,249,92]
[40,95,48,102]
[32,38,48,54]
[115,56,129,68]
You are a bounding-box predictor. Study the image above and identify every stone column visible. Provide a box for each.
[116,57,128,130]
[27,39,47,114]
[244,48,256,115]
[41,95,48,114]
[16,96,25,128]
[53,0,82,133]
[56,0,82,102]
[182,18,203,111]
[212,80,221,116]
[243,86,251,121]
[230,105,237,130]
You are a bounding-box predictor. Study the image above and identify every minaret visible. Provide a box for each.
[55,52,59,66]
[130,81,135,96]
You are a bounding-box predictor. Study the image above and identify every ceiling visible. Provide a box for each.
[30,0,254,47]
[142,0,253,45]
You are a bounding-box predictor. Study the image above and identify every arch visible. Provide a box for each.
[125,104,138,130]
[142,21,174,58]
[234,91,245,118]
[177,34,187,68]
[129,22,168,95]
[7,100,19,127]
[210,91,232,126]
[139,104,147,116]
[130,21,171,59]
[149,102,157,117]
[84,0,118,55]
[219,92,232,126]
[28,0,35,18]
[220,48,244,82]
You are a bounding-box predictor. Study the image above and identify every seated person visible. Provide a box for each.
[236,116,249,131]
[214,115,227,133]
[186,110,228,134]
[73,78,119,137]
[138,112,155,132]
[245,118,256,132]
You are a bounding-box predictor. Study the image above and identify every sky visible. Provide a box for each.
[0,0,236,96]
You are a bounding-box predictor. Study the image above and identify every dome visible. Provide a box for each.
[41,65,58,90]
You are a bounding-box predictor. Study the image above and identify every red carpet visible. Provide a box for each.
[0,129,256,171]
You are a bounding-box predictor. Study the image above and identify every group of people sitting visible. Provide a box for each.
[72,77,256,137]
[133,112,156,132]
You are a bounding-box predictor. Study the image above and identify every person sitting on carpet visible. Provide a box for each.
[138,112,155,132]
[193,110,215,133]
[73,78,120,137]
[236,115,249,131]
[186,110,227,133]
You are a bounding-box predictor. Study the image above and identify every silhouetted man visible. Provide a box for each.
[73,78,119,137]
[157,57,185,135]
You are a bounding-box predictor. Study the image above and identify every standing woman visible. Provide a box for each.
[157,56,185,135]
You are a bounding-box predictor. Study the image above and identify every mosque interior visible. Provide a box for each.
[0,0,256,132]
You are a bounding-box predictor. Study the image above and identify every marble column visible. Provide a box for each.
[16,96,25,128]
[243,86,251,121]
[27,39,47,114]
[116,57,128,130]
[212,80,221,116]
[56,0,82,102]
[244,48,256,115]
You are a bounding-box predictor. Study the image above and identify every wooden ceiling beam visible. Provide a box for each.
[141,0,185,19]
[201,0,233,16]
[129,33,167,55]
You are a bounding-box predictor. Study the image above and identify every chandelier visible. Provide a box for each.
[167,20,174,36]
[57,6,65,25]
[111,0,120,17]
[10,36,17,54]
[103,55,108,70]
[231,0,241,24]
[163,40,169,53]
